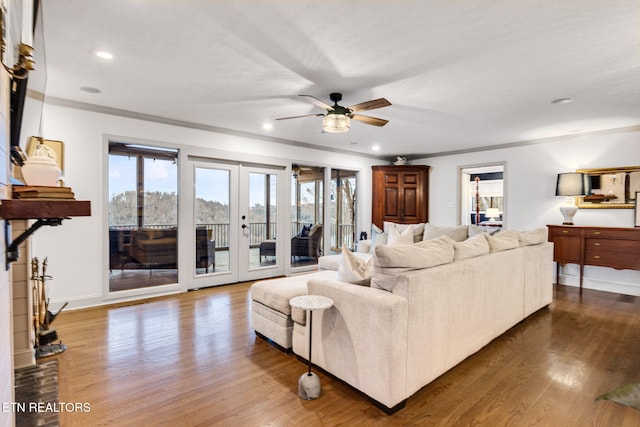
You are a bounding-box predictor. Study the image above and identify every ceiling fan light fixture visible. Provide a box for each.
[322,114,350,133]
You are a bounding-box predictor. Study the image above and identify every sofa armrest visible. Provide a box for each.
[306,279,408,409]
[356,239,371,253]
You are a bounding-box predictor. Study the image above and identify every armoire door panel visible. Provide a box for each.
[385,173,399,184]
[384,188,399,217]
[402,173,418,185]
[403,188,418,217]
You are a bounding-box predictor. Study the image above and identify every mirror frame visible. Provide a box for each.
[576,166,640,209]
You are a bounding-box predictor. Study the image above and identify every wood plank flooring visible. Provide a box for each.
[50,283,640,426]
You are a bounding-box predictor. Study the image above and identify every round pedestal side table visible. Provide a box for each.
[289,295,334,400]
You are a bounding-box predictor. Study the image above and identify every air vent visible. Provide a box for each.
[617,294,636,303]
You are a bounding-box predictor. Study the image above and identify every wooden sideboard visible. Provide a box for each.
[547,225,640,291]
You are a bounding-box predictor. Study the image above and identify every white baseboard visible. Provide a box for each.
[559,274,640,296]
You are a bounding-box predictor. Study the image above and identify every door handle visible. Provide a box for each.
[241,224,248,229]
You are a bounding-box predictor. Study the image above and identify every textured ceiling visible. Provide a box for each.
[33,0,640,158]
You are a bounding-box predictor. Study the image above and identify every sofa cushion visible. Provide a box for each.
[486,229,520,252]
[517,228,547,246]
[453,233,490,261]
[387,225,414,246]
[423,224,468,242]
[337,246,373,286]
[250,270,337,315]
[371,235,455,292]
[384,221,426,243]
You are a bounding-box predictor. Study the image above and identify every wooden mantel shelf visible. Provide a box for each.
[0,199,92,267]
[0,199,91,219]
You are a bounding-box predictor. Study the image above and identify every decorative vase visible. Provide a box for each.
[21,145,61,187]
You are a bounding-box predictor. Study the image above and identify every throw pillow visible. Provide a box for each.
[384,221,426,243]
[387,225,414,246]
[517,228,547,246]
[337,246,373,286]
[297,225,310,237]
[369,224,388,254]
[423,223,469,242]
[486,229,520,252]
[371,235,455,292]
[453,233,490,261]
[308,224,322,237]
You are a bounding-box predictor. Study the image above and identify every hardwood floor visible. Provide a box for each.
[51,283,640,426]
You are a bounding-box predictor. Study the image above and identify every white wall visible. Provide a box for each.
[23,101,380,309]
[22,97,640,308]
[416,129,640,295]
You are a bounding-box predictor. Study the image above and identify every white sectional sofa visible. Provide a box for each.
[250,225,553,412]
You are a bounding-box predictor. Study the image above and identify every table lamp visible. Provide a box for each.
[485,208,500,222]
[555,173,590,225]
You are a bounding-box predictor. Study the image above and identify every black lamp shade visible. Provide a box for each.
[556,173,590,197]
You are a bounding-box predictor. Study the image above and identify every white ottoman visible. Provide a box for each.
[250,270,337,350]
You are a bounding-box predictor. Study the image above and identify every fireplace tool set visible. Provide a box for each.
[31,257,68,358]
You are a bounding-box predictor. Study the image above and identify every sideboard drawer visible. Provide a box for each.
[585,228,640,240]
[585,239,640,270]
[549,227,583,238]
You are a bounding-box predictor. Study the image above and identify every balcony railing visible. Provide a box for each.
[110,222,355,250]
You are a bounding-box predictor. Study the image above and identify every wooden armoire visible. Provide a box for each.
[371,165,430,229]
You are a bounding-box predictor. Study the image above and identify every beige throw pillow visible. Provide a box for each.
[486,229,520,252]
[453,233,490,261]
[337,246,373,286]
[517,228,547,246]
[384,221,426,243]
[387,225,414,246]
[423,224,468,242]
[371,235,455,292]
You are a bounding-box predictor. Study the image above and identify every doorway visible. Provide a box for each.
[188,160,286,290]
[459,163,505,228]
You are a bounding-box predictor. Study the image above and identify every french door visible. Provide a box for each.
[188,160,286,289]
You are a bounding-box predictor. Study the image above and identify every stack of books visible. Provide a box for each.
[13,186,76,200]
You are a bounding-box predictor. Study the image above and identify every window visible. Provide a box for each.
[108,143,179,291]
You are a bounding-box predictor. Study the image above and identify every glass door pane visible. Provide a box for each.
[248,172,277,269]
[108,144,178,292]
[291,165,324,268]
[330,169,357,253]
[194,167,230,275]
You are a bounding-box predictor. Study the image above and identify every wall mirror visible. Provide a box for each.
[577,166,640,209]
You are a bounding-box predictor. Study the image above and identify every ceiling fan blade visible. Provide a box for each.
[299,94,334,111]
[351,114,389,127]
[275,113,325,120]
[348,98,392,113]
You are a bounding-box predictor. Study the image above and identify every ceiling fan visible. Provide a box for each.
[276,93,391,133]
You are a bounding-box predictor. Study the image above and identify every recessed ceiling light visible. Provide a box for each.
[372,145,380,152]
[262,123,273,130]
[94,50,114,60]
[80,86,101,94]
[551,97,573,104]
